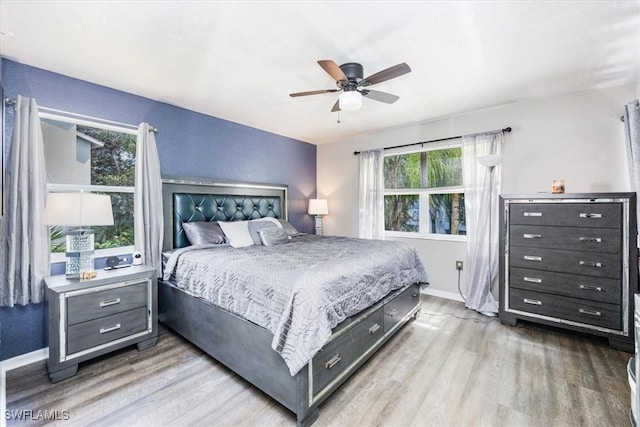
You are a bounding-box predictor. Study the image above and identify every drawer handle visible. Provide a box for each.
[579,284,603,292]
[523,255,542,262]
[325,354,342,369]
[523,298,542,306]
[579,237,602,243]
[579,213,603,219]
[386,309,399,317]
[523,212,542,217]
[99,324,121,334]
[99,298,121,308]
[523,234,542,239]
[579,308,602,317]
[579,261,602,268]
[369,323,381,334]
[523,276,542,284]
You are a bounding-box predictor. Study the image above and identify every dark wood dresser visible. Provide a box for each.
[499,193,638,351]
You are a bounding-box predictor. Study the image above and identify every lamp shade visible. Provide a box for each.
[339,91,362,111]
[43,192,114,227]
[478,153,502,168]
[308,199,328,216]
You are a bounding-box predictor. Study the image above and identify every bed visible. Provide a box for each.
[158,178,429,426]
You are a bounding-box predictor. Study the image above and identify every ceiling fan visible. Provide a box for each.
[289,60,411,112]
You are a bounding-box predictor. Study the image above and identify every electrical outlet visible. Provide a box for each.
[456,260,463,271]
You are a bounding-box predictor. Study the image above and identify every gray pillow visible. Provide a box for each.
[248,221,278,245]
[278,219,299,235]
[182,221,226,245]
[259,226,290,246]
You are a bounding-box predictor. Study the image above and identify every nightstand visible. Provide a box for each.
[46,265,158,382]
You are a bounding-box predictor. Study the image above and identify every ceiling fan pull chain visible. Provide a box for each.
[337,111,341,124]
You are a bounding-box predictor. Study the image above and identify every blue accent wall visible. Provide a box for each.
[0,58,317,361]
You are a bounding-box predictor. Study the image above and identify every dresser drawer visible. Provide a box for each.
[509,288,621,330]
[312,307,384,395]
[510,246,621,279]
[509,267,622,304]
[509,203,622,228]
[67,282,148,325]
[384,284,420,333]
[509,225,621,254]
[67,307,148,355]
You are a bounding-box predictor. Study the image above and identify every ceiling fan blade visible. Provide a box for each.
[331,99,341,112]
[289,89,339,97]
[318,60,348,82]
[360,63,411,87]
[362,90,400,104]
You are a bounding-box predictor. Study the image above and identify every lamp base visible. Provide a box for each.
[314,216,324,236]
[65,228,96,280]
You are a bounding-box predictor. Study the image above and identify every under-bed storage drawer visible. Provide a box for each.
[312,307,384,395]
[384,284,421,333]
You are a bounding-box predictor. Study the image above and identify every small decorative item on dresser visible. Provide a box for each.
[551,179,565,194]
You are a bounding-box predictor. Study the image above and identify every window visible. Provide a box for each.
[41,115,136,257]
[383,144,465,239]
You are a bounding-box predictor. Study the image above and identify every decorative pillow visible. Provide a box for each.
[248,220,278,245]
[218,221,254,248]
[259,226,291,246]
[277,219,299,235]
[182,221,226,245]
[251,216,282,229]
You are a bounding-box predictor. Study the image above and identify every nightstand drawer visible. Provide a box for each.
[509,203,621,228]
[67,307,148,354]
[67,282,148,325]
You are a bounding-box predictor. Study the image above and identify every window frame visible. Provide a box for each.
[383,140,466,242]
[41,112,137,262]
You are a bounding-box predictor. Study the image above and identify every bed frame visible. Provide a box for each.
[158,177,422,426]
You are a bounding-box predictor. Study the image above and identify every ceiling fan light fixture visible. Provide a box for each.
[339,91,362,111]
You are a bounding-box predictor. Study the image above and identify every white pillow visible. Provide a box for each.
[218,221,254,248]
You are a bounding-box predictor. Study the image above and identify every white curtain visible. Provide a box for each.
[624,99,640,223]
[134,123,163,277]
[462,131,504,315]
[0,96,49,306]
[358,149,385,239]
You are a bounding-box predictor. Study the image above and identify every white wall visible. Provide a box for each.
[317,84,637,300]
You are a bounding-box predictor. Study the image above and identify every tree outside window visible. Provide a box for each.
[383,146,465,237]
[42,117,136,253]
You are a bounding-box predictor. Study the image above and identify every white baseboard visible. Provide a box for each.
[421,287,465,303]
[0,348,49,427]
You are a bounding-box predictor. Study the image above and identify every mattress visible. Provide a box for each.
[163,234,429,374]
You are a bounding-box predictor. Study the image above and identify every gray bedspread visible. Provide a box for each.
[163,234,429,375]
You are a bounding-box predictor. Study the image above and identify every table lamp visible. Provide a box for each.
[308,199,328,235]
[43,192,114,279]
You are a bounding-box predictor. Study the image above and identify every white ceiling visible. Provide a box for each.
[1,1,639,145]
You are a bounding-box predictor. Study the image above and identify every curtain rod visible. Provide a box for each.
[353,126,512,156]
[4,96,158,133]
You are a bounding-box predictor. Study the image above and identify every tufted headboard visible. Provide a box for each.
[162,177,288,251]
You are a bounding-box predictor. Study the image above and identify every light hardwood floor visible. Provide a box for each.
[6,296,632,427]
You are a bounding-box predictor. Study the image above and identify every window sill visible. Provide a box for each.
[50,245,135,263]
[384,232,466,243]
